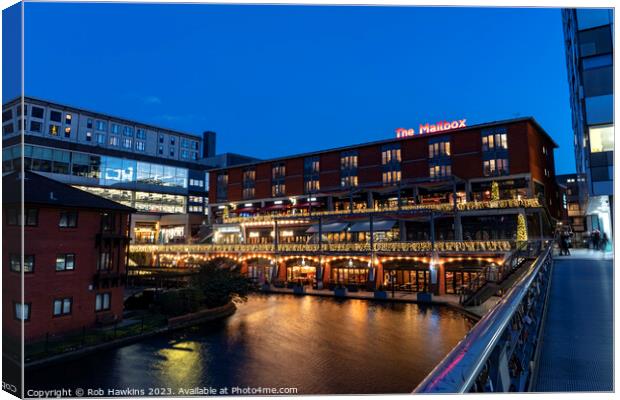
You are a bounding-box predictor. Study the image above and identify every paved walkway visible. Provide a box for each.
[534,250,613,392]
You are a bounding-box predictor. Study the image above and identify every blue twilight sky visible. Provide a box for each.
[6,3,575,173]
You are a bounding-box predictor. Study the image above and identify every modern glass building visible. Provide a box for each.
[562,8,614,240]
[2,96,256,244]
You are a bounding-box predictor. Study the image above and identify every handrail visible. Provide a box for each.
[220,198,542,224]
[129,240,513,254]
[414,243,553,393]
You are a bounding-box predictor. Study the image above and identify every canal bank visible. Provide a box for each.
[26,294,473,395]
[22,302,237,371]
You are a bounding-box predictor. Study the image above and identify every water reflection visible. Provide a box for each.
[27,294,472,395]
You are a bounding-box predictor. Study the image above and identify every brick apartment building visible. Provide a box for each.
[3,171,134,341]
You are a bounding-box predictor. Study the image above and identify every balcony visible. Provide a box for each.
[129,240,513,255]
[220,198,542,225]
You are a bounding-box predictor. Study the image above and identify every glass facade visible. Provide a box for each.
[4,144,196,214]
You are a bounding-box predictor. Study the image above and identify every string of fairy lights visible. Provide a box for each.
[220,198,541,225]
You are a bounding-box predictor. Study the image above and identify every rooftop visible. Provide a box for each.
[208,116,559,172]
[3,171,136,212]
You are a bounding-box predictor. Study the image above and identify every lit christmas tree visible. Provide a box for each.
[491,181,500,201]
[517,214,528,242]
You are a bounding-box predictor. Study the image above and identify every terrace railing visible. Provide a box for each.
[221,198,542,224]
[414,243,554,393]
[130,240,513,255]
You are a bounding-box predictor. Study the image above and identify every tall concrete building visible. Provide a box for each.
[562,8,614,239]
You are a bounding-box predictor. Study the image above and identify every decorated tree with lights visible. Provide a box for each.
[491,181,500,201]
[517,213,528,243]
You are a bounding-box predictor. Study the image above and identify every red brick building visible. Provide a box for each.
[208,117,562,221]
[3,171,134,341]
[196,117,562,294]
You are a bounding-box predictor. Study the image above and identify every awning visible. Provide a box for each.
[294,202,322,208]
[234,207,255,213]
[263,204,289,211]
[349,220,397,232]
[306,222,349,233]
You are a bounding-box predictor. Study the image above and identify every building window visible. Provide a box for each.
[429,164,452,179]
[6,207,38,226]
[381,144,401,185]
[169,149,175,157]
[49,124,59,136]
[188,205,203,213]
[109,136,119,146]
[481,129,508,151]
[95,293,111,311]
[59,210,78,228]
[589,125,613,153]
[87,118,93,129]
[86,131,92,141]
[483,159,510,176]
[64,127,71,138]
[189,178,204,188]
[382,170,401,185]
[31,106,44,119]
[96,133,106,144]
[65,113,72,125]
[17,104,26,116]
[170,137,176,146]
[30,121,42,133]
[340,150,358,188]
[381,144,401,165]
[136,128,146,139]
[111,124,120,134]
[189,196,203,203]
[96,120,107,131]
[243,168,256,199]
[53,298,72,316]
[181,150,189,159]
[272,162,286,196]
[304,156,320,193]
[123,138,132,149]
[56,254,75,271]
[216,173,228,201]
[10,254,34,273]
[123,126,134,136]
[158,145,164,155]
[98,252,111,271]
[14,302,30,321]
[428,140,451,158]
[272,183,286,197]
[3,124,14,135]
[135,140,145,151]
[50,110,62,123]
[159,134,164,144]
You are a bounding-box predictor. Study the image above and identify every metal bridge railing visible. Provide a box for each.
[414,242,553,393]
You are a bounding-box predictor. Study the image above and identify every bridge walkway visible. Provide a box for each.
[534,249,613,392]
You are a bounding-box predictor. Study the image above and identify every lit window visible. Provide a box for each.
[123,138,132,148]
[65,114,72,125]
[589,125,613,153]
[109,136,119,146]
[135,140,145,151]
[9,254,34,273]
[64,127,71,138]
[86,131,92,141]
[49,124,59,136]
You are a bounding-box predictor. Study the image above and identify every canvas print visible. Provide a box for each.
[1,2,614,398]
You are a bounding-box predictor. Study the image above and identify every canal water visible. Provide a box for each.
[27,294,473,395]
